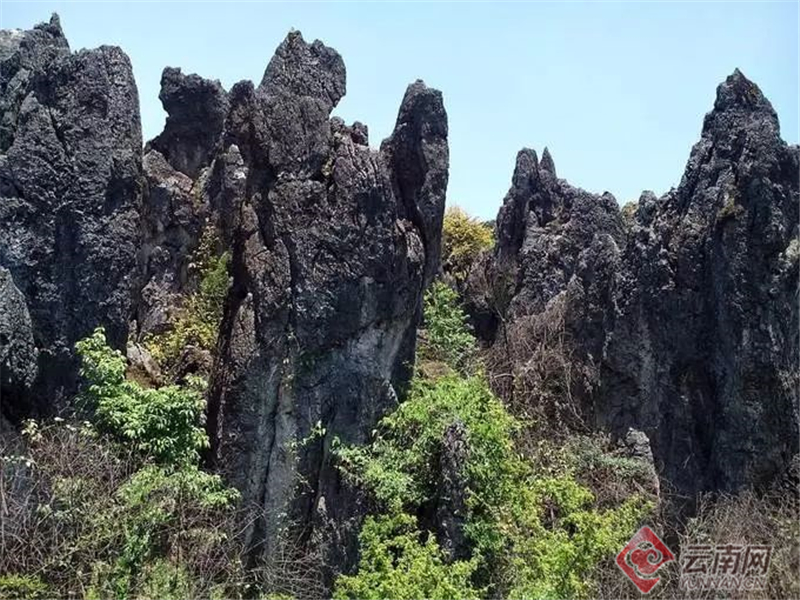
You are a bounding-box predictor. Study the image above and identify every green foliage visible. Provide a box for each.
[442,206,494,281]
[64,328,240,597]
[0,575,49,600]
[86,465,238,599]
[334,372,651,599]
[131,560,193,600]
[146,230,231,373]
[507,477,649,599]
[333,513,480,600]
[2,328,243,600]
[420,281,476,372]
[76,328,209,465]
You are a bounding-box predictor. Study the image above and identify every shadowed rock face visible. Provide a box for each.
[201,31,448,564]
[0,14,142,421]
[479,70,799,503]
[602,70,799,498]
[0,267,38,422]
[137,149,205,338]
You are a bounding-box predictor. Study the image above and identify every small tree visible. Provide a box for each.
[442,206,494,282]
[77,328,209,465]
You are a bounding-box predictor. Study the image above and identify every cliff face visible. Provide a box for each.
[2,13,796,570]
[203,33,448,561]
[0,20,448,564]
[603,70,799,497]
[0,15,142,420]
[479,70,799,501]
[132,31,449,563]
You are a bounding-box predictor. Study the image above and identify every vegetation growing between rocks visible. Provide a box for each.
[0,329,242,600]
[418,281,478,374]
[77,329,210,465]
[441,206,494,282]
[332,283,652,599]
[145,228,231,375]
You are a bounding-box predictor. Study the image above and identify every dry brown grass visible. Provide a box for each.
[0,421,330,599]
[595,477,800,600]
[484,295,596,442]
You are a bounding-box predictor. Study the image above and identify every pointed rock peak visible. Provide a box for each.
[511,148,539,188]
[38,13,64,36]
[713,68,774,114]
[2,11,69,59]
[148,66,229,177]
[259,29,346,109]
[392,80,447,138]
[540,146,556,177]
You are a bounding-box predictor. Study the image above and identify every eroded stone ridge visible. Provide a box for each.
[193,32,449,564]
[478,69,799,503]
[0,14,142,420]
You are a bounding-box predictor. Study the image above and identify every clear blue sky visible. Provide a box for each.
[2,1,798,219]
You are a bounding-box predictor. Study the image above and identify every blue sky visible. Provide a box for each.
[2,1,798,219]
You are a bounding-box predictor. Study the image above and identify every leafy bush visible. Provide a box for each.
[334,373,650,598]
[1,326,247,600]
[0,575,49,600]
[77,328,209,465]
[419,281,477,373]
[86,464,239,599]
[333,513,480,600]
[442,206,494,281]
[145,232,231,375]
[334,284,654,598]
[1,419,244,600]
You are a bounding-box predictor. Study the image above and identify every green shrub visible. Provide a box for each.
[145,233,231,374]
[0,575,49,600]
[442,206,494,281]
[334,371,651,598]
[130,559,193,600]
[420,281,477,373]
[333,513,480,600]
[335,279,651,598]
[86,465,238,599]
[77,327,209,465]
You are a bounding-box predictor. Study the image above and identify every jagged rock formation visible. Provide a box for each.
[137,150,206,338]
[0,267,38,422]
[0,15,142,421]
[146,67,228,179]
[602,70,799,498]
[136,67,232,341]
[3,15,795,580]
[0,22,449,565]
[475,70,799,502]
[189,32,449,566]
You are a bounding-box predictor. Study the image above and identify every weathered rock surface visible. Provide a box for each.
[136,66,234,340]
[201,31,448,566]
[0,267,38,420]
[137,149,206,337]
[476,70,799,502]
[0,15,142,421]
[147,67,228,179]
[434,420,470,560]
[602,70,799,498]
